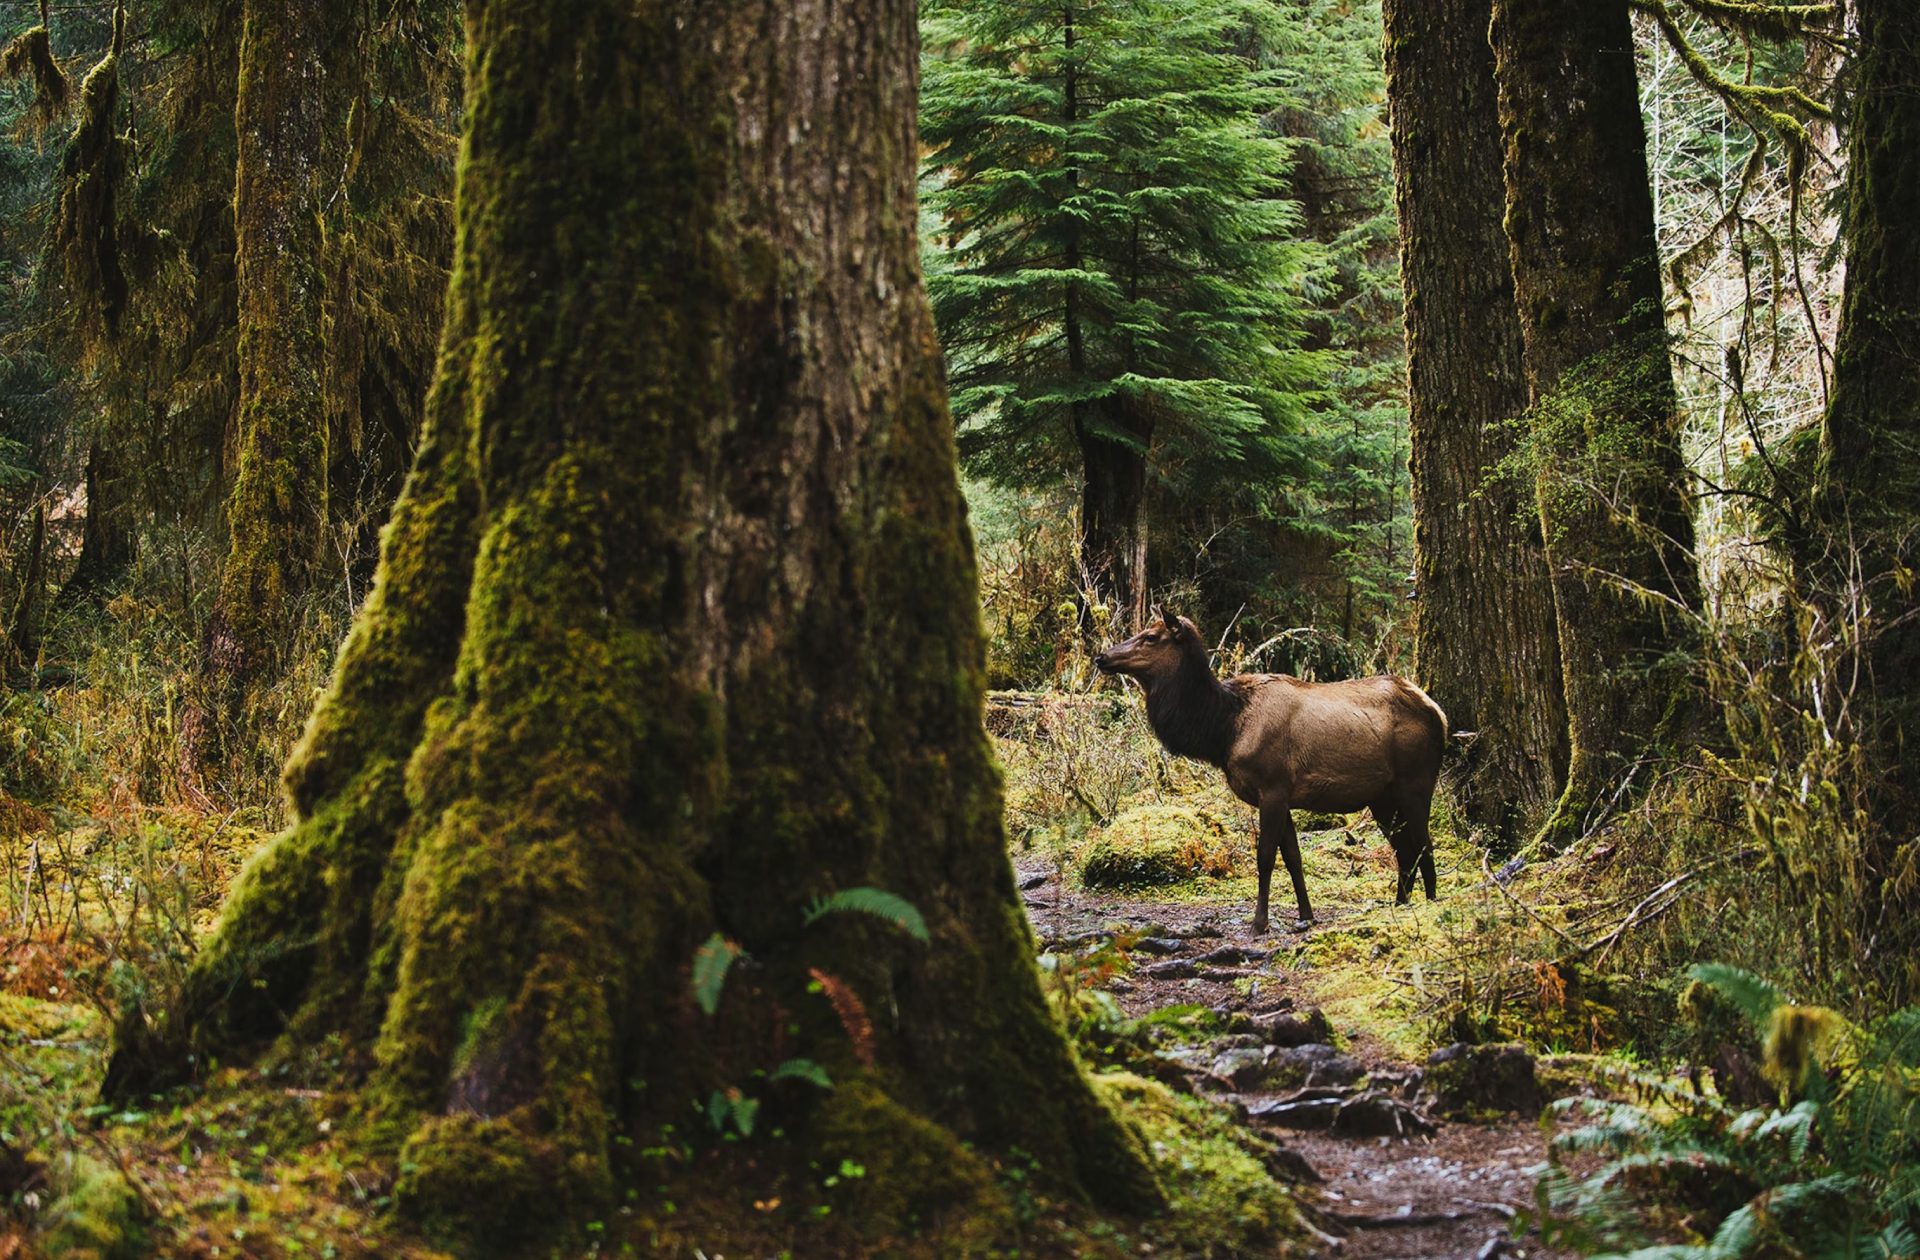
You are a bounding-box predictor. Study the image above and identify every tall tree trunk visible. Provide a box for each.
[109,0,1157,1246]
[203,0,329,699]
[1490,0,1700,849]
[56,437,136,605]
[1077,417,1152,630]
[1815,0,1920,980]
[1386,0,1568,847]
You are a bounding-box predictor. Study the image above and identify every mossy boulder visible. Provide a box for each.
[1423,1042,1543,1118]
[1078,803,1243,889]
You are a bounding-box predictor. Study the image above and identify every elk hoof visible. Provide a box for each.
[1293,918,1314,933]
[1250,915,1269,936]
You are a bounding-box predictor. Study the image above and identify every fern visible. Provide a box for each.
[1548,967,1920,1260]
[1687,963,1787,1027]
[768,1058,834,1090]
[691,933,742,1016]
[802,887,929,943]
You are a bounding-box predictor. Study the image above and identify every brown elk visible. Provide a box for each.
[1094,609,1448,933]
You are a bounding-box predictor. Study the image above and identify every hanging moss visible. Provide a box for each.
[49,8,125,351]
[1,19,69,135]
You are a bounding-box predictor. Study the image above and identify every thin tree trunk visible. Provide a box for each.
[1490,0,1700,849]
[1386,0,1568,848]
[203,0,329,694]
[7,503,47,673]
[109,0,1158,1245]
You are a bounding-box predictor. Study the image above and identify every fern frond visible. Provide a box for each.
[802,887,930,942]
[769,1058,834,1090]
[692,933,743,1016]
[1688,963,1787,1027]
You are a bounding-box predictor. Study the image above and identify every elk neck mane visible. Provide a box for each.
[1142,644,1246,768]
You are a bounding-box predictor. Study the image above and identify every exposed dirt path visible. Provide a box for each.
[1015,854,1574,1260]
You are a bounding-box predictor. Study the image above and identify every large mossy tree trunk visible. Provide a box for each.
[1385,0,1568,848]
[1490,0,1700,850]
[1815,0,1920,985]
[201,0,330,720]
[110,0,1158,1245]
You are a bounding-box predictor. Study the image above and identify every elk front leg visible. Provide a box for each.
[1256,800,1311,933]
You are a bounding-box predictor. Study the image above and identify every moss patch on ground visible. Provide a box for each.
[1094,1071,1302,1257]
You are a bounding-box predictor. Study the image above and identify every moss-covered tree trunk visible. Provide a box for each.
[111,0,1157,1245]
[1815,0,1920,979]
[57,437,136,604]
[203,0,329,701]
[1490,0,1700,849]
[1386,0,1568,848]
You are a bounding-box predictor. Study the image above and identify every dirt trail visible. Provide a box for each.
[1016,855,1573,1260]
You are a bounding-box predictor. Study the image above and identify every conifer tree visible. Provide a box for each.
[921,0,1319,628]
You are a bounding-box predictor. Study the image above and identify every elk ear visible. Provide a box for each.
[1160,606,1180,634]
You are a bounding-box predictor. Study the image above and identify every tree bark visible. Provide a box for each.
[56,437,136,605]
[1386,0,1568,848]
[1815,0,1920,974]
[1490,0,1700,849]
[203,0,330,694]
[110,0,1157,1245]
[1077,416,1152,631]
[7,503,46,673]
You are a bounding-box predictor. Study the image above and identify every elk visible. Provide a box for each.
[1094,609,1448,933]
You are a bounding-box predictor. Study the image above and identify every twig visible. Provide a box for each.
[1479,852,1583,953]
[1584,847,1763,967]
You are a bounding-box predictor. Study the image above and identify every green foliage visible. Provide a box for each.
[922,0,1320,482]
[691,932,742,1016]
[801,887,931,943]
[1537,966,1920,1258]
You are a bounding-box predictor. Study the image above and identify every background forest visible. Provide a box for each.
[1,0,1917,1257]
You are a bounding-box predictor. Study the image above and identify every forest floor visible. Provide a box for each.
[1014,844,1589,1260]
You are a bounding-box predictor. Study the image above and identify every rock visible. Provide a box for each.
[1130,936,1187,956]
[1197,967,1248,983]
[1209,1033,1266,1051]
[1267,1043,1366,1089]
[1248,1089,1436,1138]
[1209,1046,1275,1089]
[1424,1043,1543,1118]
[1253,1139,1322,1184]
[1152,1046,1214,1076]
[1140,959,1198,980]
[1018,871,1050,891]
[1196,944,1268,966]
[1106,978,1134,994]
[1250,1008,1332,1047]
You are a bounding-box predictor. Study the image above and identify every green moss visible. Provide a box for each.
[1092,1072,1299,1254]
[811,1077,1016,1255]
[390,1112,563,1254]
[37,1153,147,1260]
[1078,803,1243,888]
